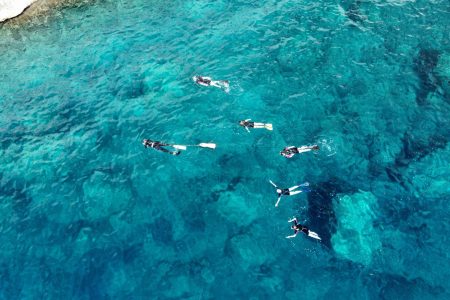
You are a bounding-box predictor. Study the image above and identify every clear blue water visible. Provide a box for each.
[1,0,450,298]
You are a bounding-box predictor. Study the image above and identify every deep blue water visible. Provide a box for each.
[1,0,450,299]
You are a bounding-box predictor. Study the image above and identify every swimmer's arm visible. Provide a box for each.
[288,217,297,223]
[244,119,251,132]
[286,232,298,239]
[269,180,278,188]
[275,196,281,207]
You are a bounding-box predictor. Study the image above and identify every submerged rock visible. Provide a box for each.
[0,0,37,22]
[216,190,259,227]
[229,233,270,270]
[413,48,440,105]
[306,178,356,248]
[331,191,381,265]
[435,51,450,98]
[82,171,132,219]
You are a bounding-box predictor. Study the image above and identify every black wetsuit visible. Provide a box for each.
[240,120,255,128]
[292,220,309,235]
[278,188,291,197]
[281,146,299,156]
[197,77,211,85]
[143,140,180,156]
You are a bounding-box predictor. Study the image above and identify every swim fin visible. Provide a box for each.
[264,123,273,131]
[197,143,216,149]
[308,231,321,240]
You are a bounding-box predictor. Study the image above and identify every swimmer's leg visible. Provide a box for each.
[288,185,301,191]
[288,182,309,191]
[297,147,313,153]
[158,146,180,156]
[288,190,302,196]
[253,123,265,128]
[210,81,222,88]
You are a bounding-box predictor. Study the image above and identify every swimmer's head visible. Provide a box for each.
[239,120,245,126]
[276,189,282,194]
[312,145,319,150]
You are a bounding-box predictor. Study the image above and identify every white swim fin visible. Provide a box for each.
[264,123,273,131]
[308,231,321,240]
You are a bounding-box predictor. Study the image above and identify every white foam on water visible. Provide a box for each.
[318,138,337,157]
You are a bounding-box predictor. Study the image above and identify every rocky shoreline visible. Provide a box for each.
[0,0,38,22]
[0,0,96,26]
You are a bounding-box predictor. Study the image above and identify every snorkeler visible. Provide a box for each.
[239,119,273,132]
[193,75,230,92]
[269,180,309,207]
[286,217,321,240]
[280,145,319,158]
[142,139,181,156]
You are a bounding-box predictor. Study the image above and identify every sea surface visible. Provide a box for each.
[0,0,450,299]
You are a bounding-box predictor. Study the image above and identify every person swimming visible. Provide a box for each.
[239,119,273,132]
[142,139,181,156]
[195,76,212,86]
[280,145,319,158]
[286,217,321,240]
[269,180,309,207]
[193,75,230,92]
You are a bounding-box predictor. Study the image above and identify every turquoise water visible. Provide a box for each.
[1,0,450,298]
